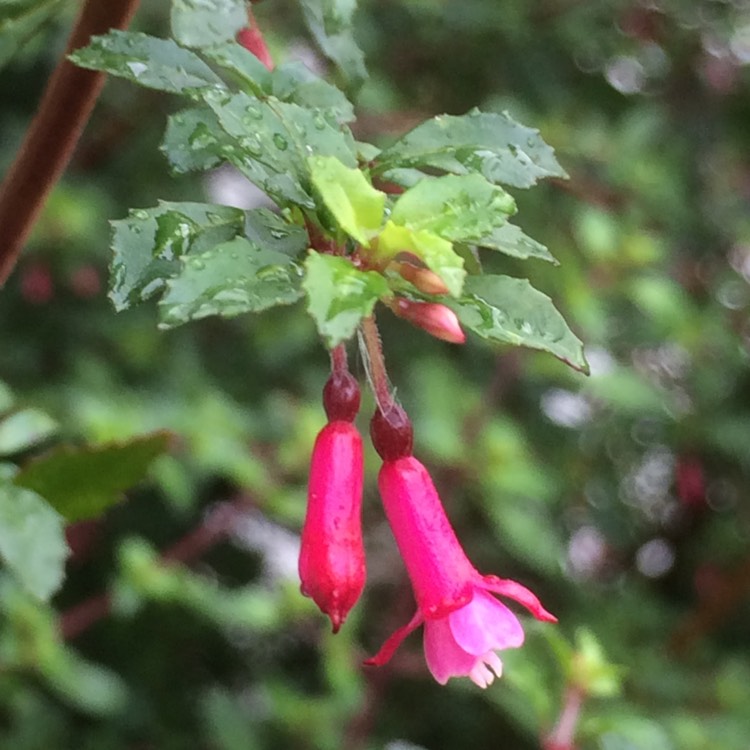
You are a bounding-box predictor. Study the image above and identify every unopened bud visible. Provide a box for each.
[390,298,466,344]
[394,262,450,296]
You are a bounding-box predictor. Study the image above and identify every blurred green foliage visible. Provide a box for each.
[1,0,750,748]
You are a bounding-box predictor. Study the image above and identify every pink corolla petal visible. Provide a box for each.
[448,590,524,656]
[480,574,557,623]
[423,617,477,685]
[364,609,424,667]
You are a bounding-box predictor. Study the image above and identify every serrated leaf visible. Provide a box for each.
[448,275,588,372]
[0,408,57,455]
[374,110,567,189]
[162,107,228,173]
[201,41,272,95]
[202,89,357,208]
[14,432,172,522]
[475,222,557,263]
[110,202,246,310]
[159,236,304,327]
[377,221,465,297]
[69,30,225,95]
[271,60,354,123]
[303,251,389,347]
[297,0,367,91]
[390,174,516,243]
[0,483,68,600]
[171,0,246,48]
[308,156,385,245]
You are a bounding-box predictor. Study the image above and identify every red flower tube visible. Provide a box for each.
[367,455,556,687]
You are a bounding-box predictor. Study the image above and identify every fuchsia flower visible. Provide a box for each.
[299,370,365,632]
[366,455,556,687]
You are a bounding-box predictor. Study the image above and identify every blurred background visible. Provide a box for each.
[1,0,750,748]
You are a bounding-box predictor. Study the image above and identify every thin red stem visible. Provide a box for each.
[360,315,394,412]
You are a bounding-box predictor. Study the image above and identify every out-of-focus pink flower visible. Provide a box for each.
[390,298,465,344]
[299,420,365,633]
[366,456,555,687]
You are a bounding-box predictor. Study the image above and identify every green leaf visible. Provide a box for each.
[0,408,57,455]
[201,89,358,208]
[162,107,228,173]
[303,251,389,347]
[271,61,354,123]
[308,156,385,245]
[110,202,247,311]
[69,30,225,95]
[297,0,367,90]
[171,0,246,48]
[374,110,567,189]
[159,236,305,328]
[13,432,172,522]
[0,483,68,600]
[390,174,516,242]
[201,41,272,95]
[474,222,557,264]
[0,380,14,414]
[378,221,465,297]
[448,275,588,372]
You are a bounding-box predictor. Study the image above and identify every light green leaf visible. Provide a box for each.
[374,110,567,189]
[0,408,57,455]
[0,483,68,600]
[390,174,516,242]
[308,156,385,245]
[171,0,247,48]
[297,0,367,90]
[474,222,557,263]
[448,275,588,372]
[14,432,172,522]
[303,251,389,347]
[377,221,465,297]
[70,30,225,95]
[110,202,247,311]
[159,236,304,328]
[201,89,358,208]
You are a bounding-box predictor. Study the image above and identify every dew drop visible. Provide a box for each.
[132,209,149,220]
[272,133,289,150]
[312,113,327,130]
[191,259,206,270]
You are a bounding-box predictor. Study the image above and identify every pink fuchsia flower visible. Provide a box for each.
[299,419,365,633]
[366,456,556,687]
[389,298,466,344]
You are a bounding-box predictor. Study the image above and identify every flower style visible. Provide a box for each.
[299,420,365,633]
[366,456,556,687]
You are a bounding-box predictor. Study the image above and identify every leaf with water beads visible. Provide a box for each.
[162,107,228,173]
[303,252,390,348]
[171,0,247,49]
[69,30,225,95]
[448,275,588,373]
[159,237,305,328]
[474,223,558,264]
[373,110,568,189]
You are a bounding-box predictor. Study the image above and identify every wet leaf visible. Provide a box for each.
[448,275,588,372]
[474,222,557,264]
[70,30,225,95]
[171,0,246,49]
[374,110,567,189]
[303,251,390,347]
[161,106,228,173]
[159,236,304,327]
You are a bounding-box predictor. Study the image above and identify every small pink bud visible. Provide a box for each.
[236,26,274,71]
[390,299,465,344]
[299,421,365,632]
[366,456,555,687]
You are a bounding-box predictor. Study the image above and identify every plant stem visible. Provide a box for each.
[0,0,140,286]
[544,686,584,750]
[359,314,394,412]
[330,343,348,374]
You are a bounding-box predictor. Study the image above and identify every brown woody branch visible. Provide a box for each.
[0,0,141,286]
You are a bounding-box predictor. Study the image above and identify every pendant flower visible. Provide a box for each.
[366,455,556,687]
[299,420,365,633]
